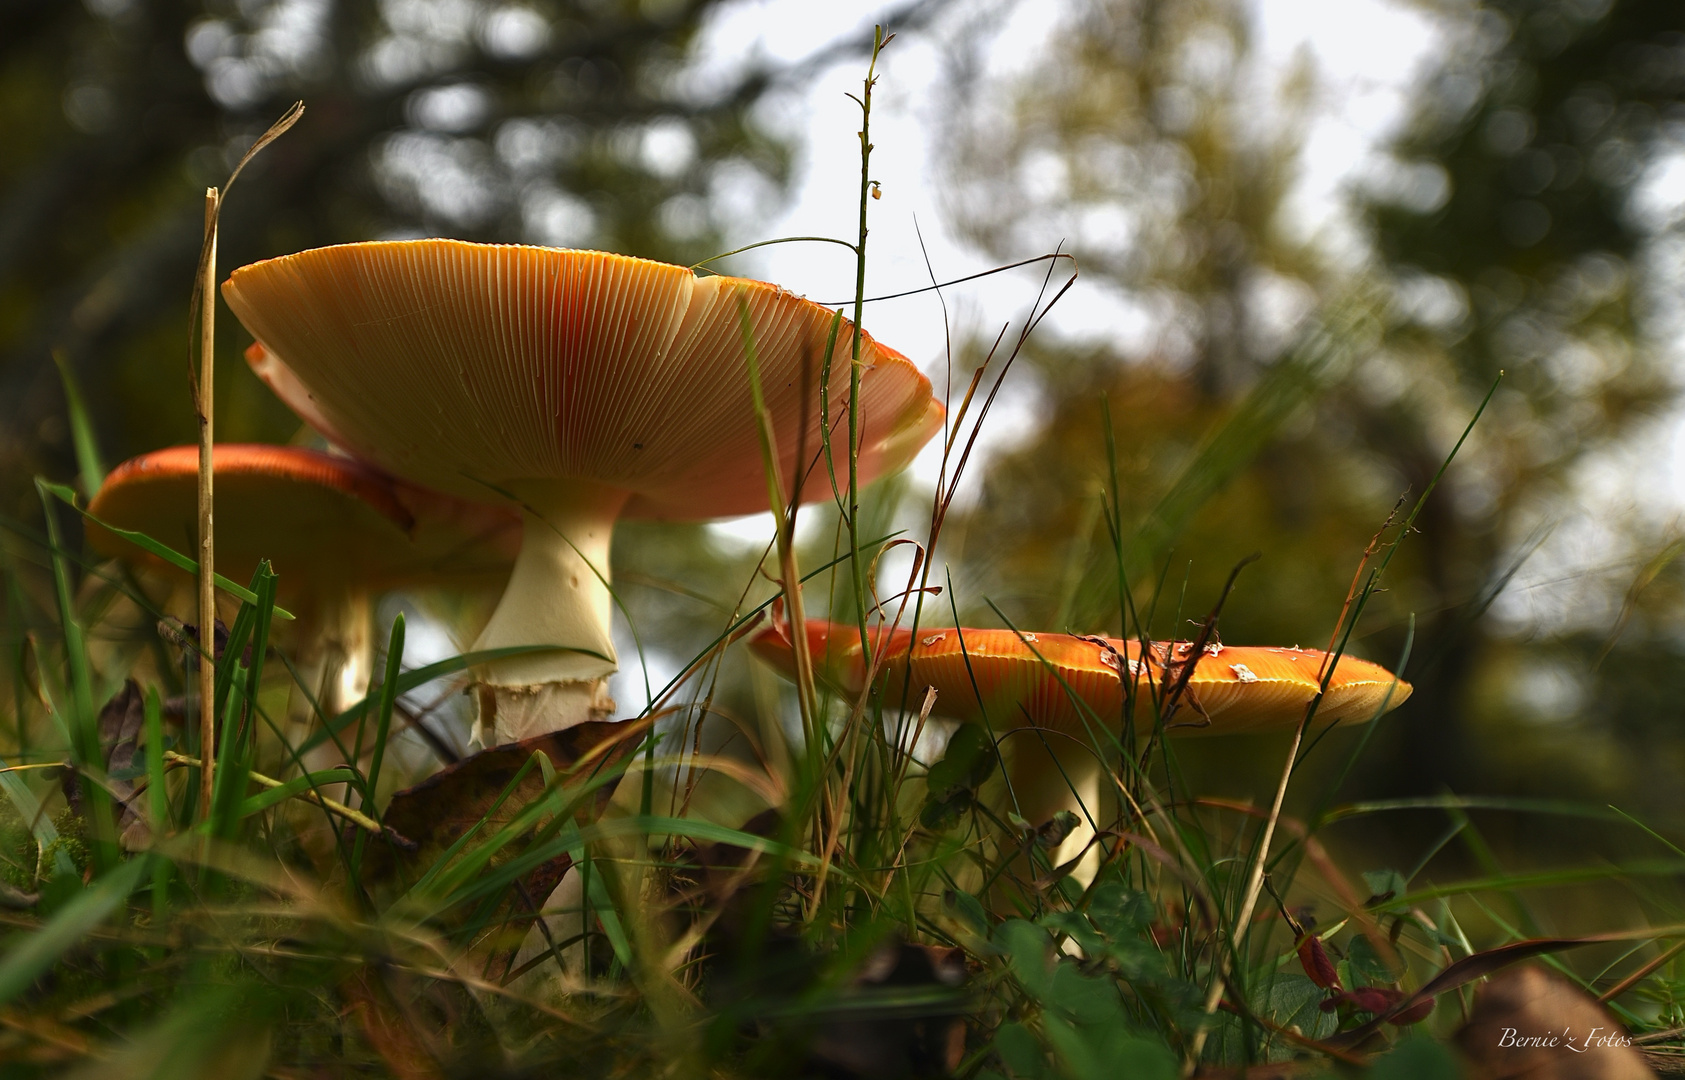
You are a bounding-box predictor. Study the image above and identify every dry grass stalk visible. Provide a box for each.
[196,186,219,821]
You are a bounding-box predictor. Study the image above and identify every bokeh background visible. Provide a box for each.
[4,0,1685,862]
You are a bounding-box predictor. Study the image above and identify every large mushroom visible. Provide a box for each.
[752,618,1410,859]
[221,240,944,744]
[86,444,521,750]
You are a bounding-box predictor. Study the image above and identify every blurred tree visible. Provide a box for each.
[936,0,1682,804]
[0,0,940,517]
[1354,0,1682,797]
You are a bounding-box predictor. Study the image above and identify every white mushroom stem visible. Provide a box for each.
[470,479,630,745]
[294,591,373,806]
[999,733,1109,881]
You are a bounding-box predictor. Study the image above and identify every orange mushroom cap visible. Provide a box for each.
[86,444,521,600]
[223,241,944,516]
[750,618,1411,736]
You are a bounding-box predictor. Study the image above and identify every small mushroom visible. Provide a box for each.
[86,444,520,754]
[751,620,1410,735]
[752,619,1410,863]
[222,240,943,745]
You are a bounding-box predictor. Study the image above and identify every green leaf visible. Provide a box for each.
[1362,868,1408,905]
[0,756,74,878]
[0,856,148,1005]
[1367,1036,1460,1080]
[1097,1037,1177,1080]
[1088,879,1155,938]
[945,888,990,934]
[1264,972,1338,1042]
[997,919,1053,999]
[993,1021,1045,1079]
[926,723,996,796]
[1347,934,1399,987]
[1043,1014,1176,1080]
[1047,963,1126,1025]
[1104,935,1170,983]
[1041,911,1105,957]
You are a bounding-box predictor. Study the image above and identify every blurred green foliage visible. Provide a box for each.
[939,0,1685,824]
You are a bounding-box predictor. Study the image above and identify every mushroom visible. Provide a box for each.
[751,620,1410,734]
[86,443,521,756]
[751,619,1410,859]
[220,240,943,744]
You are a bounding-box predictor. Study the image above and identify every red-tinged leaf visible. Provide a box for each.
[1389,996,1434,1026]
[1342,986,1402,1014]
[1327,926,1685,1048]
[1297,934,1341,990]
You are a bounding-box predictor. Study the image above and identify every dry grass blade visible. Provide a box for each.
[184,101,303,823]
[196,187,217,822]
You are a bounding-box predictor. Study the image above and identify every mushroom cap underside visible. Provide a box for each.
[86,444,520,593]
[225,240,945,517]
[750,621,1411,736]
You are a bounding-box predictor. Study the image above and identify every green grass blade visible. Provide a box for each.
[0,755,74,878]
[32,481,96,764]
[209,667,251,838]
[351,613,404,874]
[33,478,115,870]
[235,769,360,818]
[362,612,404,812]
[1320,795,1633,826]
[51,351,105,500]
[0,855,148,1005]
[143,686,171,924]
[1387,860,1685,909]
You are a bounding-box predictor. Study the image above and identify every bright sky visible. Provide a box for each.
[692,0,1445,547]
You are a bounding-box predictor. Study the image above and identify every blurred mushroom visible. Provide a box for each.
[222,240,943,744]
[86,444,520,762]
[752,619,1410,861]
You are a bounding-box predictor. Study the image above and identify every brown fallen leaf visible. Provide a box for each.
[63,679,152,850]
[1456,966,1656,1080]
[359,719,644,972]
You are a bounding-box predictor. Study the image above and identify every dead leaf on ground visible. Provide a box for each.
[358,720,644,970]
[1456,966,1656,1080]
[63,679,152,850]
